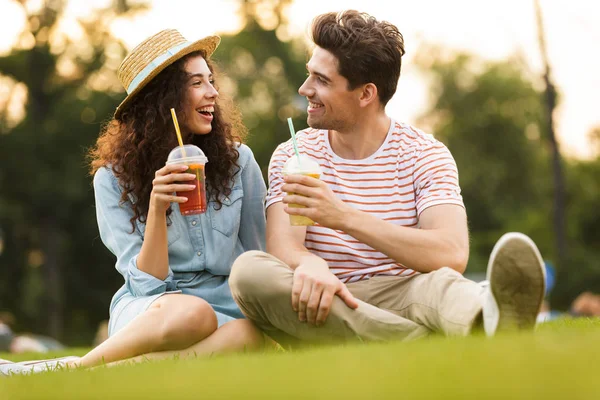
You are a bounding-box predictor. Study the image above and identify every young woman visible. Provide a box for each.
[75,29,267,367]
[0,29,268,376]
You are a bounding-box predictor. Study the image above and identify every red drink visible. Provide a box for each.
[166,144,208,216]
[177,163,207,215]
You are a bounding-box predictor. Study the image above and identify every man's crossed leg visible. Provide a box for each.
[230,233,546,348]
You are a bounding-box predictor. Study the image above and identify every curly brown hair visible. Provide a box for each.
[89,50,247,231]
[311,10,405,106]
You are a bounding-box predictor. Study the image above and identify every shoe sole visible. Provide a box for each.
[487,233,546,332]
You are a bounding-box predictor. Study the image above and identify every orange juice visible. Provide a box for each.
[177,163,207,215]
[166,144,208,216]
[287,172,320,226]
[283,156,322,226]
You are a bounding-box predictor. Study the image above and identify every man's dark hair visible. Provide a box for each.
[311,10,405,106]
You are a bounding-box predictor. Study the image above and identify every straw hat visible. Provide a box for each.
[115,29,220,119]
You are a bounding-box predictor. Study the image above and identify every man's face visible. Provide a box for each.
[298,47,361,132]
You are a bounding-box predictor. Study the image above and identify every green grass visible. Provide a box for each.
[2,318,599,399]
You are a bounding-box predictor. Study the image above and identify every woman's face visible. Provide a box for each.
[180,55,219,135]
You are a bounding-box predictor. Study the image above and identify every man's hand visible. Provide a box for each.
[292,261,359,326]
[282,175,353,230]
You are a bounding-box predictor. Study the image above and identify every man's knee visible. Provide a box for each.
[436,266,463,278]
[229,250,268,293]
[230,251,291,300]
[230,251,268,292]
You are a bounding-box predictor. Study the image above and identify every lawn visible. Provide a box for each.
[1,318,599,399]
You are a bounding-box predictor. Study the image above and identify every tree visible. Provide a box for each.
[552,134,600,308]
[415,48,552,273]
[215,0,308,175]
[535,0,567,269]
[588,126,600,158]
[0,0,306,343]
[0,0,147,343]
[416,48,600,309]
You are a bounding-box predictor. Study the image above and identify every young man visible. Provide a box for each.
[229,10,546,346]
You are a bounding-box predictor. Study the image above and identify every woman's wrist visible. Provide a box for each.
[148,202,168,221]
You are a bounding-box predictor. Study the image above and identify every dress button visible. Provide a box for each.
[197,251,202,256]
[191,220,197,226]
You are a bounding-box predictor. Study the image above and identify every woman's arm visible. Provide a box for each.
[134,164,193,279]
[93,165,193,296]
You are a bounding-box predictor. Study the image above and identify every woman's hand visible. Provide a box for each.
[149,164,196,213]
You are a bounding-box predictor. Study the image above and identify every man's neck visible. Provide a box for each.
[328,114,391,160]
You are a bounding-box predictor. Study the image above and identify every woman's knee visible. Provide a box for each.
[152,295,218,348]
[223,319,265,351]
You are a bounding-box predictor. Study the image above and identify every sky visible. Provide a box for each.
[1,0,599,159]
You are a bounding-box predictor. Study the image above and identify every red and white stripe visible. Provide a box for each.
[266,121,464,283]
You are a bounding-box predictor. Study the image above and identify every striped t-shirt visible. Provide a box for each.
[266,120,464,283]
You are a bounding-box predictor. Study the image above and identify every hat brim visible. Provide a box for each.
[114,35,220,120]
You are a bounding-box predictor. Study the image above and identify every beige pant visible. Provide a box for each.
[229,251,485,347]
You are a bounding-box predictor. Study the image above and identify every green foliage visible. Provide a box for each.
[416,48,600,308]
[0,0,146,343]
[417,51,551,269]
[214,11,308,177]
[551,158,600,307]
[0,0,597,343]
[0,0,309,344]
[565,159,600,250]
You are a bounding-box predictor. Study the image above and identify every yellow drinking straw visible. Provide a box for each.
[170,108,187,157]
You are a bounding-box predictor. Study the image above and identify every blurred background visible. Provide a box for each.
[0,0,598,347]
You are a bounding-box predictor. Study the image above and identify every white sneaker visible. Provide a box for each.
[0,356,80,376]
[482,232,546,336]
[1,358,29,376]
[17,356,80,373]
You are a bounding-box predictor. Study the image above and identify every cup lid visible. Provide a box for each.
[283,154,321,175]
[166,144,208,165]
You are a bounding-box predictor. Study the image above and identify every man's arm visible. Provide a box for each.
[282,175,469,274]
[343,204,469,273]
[266,203,317,269]
[267,202,358,326]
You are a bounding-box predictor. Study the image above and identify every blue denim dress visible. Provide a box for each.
[93,144,266,336]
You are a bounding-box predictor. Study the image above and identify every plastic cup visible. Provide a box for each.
[166,144,208,215]
[282,155,322,226]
